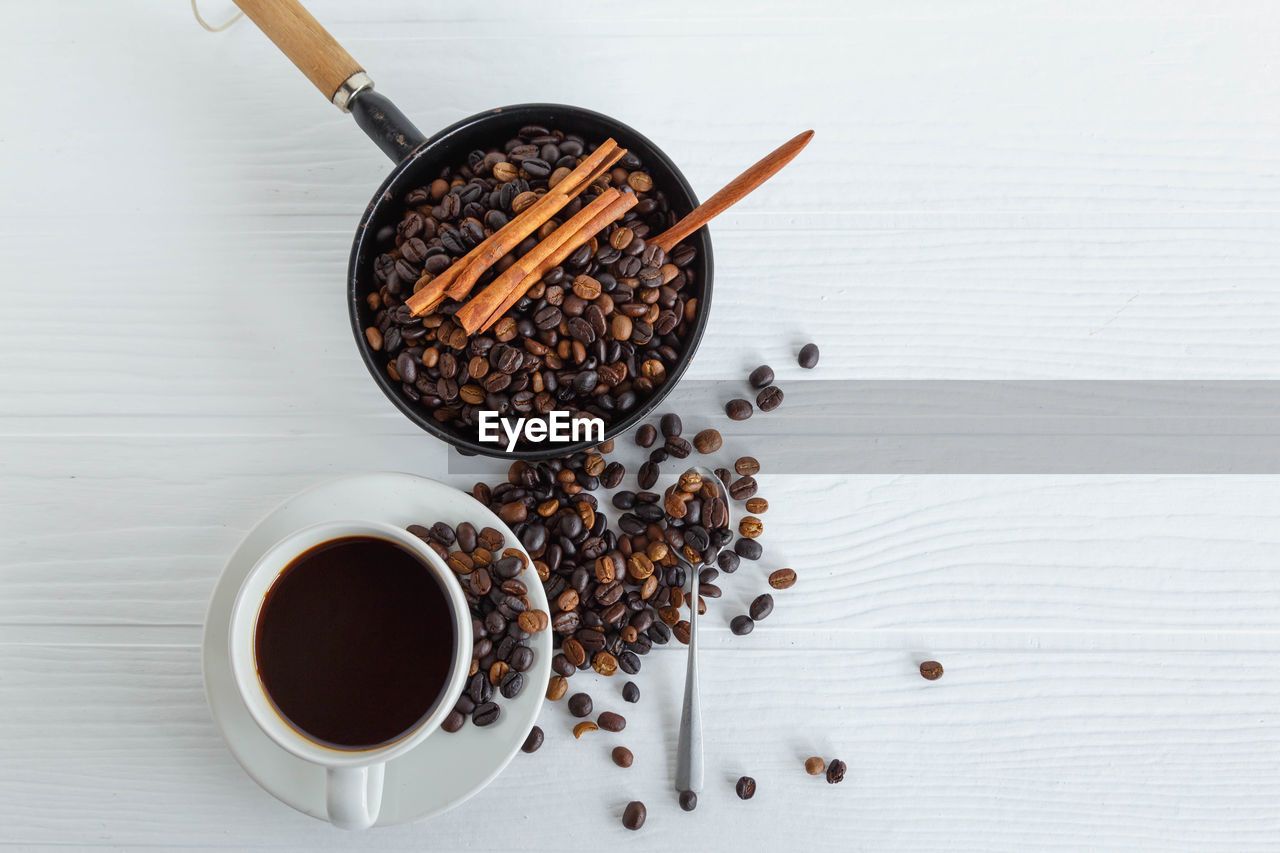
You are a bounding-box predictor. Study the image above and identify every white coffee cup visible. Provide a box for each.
[229,520,472,830]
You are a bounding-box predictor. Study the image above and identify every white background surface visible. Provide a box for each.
[3,1,1280,849]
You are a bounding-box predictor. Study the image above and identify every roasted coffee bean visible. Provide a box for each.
[725,398,753,420]
[442,710,465,733]
[638,461,659,490]
[593,651,619,676]
[693,428,722,453]
[521,725,544,753]
[573,720,599,738]
[769,568,797,589]
[728,476,758,501]
[546,675,568,701]
[919,660,944,680]
[798,342,820,369]
[734,538,762,560]
[500,671,525,698]
[622,681,640,703]
[735,776,756,800]
[665,436,692,458]
[612,746,634,768]
[756,385,784,412]
[473,702,501,727]
[805,756,826,775]
[735,456,761,476]
[679,790,697,811]
[739,516,764,539]
[622,800,647,830]
[745,497,769,514]
[749,593,774,621]
[598,711,626,732]
[568,692,594,717]
[730,614,754,635]
[826,758,846,784]
[660,413,682,437]
[635,424,657,447]
[718,550,741,573]
[748,364,774,388]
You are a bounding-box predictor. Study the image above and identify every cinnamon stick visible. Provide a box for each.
[405,140,625,316]
[471,191,639,335]
[452,188,623,334]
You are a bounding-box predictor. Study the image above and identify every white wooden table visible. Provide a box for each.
[4,1,1280,849]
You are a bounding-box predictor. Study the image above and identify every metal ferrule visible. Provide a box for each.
[332,71,374,112]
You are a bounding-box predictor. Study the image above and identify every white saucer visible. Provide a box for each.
[202,472,552,826]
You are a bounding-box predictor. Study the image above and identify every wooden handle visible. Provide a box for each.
[233,0,364,103]
[650,129,815,253]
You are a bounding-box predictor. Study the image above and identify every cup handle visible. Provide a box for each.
[325,764,384,830]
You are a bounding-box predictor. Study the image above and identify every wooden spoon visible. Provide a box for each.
[648,129,815,253]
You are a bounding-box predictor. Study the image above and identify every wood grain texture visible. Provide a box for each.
[232,0,364,102]
[3,0,1280,848]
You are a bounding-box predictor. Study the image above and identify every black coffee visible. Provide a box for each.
[255,536,455,750]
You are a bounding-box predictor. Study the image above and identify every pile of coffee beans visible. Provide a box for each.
[455,398,816,829]
[364,125,704,447]
[407,521,548,732]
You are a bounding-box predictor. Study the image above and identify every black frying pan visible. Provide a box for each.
[232,0,713,460]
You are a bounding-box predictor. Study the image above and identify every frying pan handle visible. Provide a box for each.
[232,0,427,161]
[232,0,367,109]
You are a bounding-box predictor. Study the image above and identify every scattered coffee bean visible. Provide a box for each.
[826,758,846,784]
[718,550,741,573]
[693,428,723,453]
[734,538,762,560]
[660,413,683,437]
[730,614,754,635]
[805,756,825,775]
[749,593,774,621]
[638,461,659,490]
[679,790,698,811]
[769,568,797,589]
[547,675,568,701]
[622,800,647,830]
[599,711,627,732]
[919,660,944,680]
[636,424,657,448]
[612,746,634,768]
[568,692,594,717]
[521,726,544,754]
[748,364,774,388]
[728,476,757,501]
[739,516,764,538]
[442,710,465,733]
[573,720,599,738]
[745,497,768,514]
[756,385,783,412]
[735,456,761,475]
[726,399,753,420]
[735,776,757,800]
[622,681,640,703]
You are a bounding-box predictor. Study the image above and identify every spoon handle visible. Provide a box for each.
[649,129,814,253]
[675,562,703,793]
